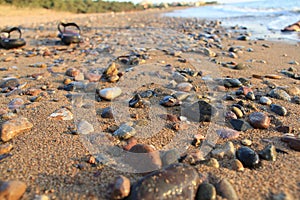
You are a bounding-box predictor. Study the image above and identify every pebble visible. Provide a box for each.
[101,107,114,118]
[276,126,291,133]
[211,141,235,159]
[258,144,277,161]
[113,123,136,139]
[196,183,216,200]
[203,47,216,57]
[216,128,239,139]
[265,74,281,79]
[172,72,188,83]
[268,89,291,101]
[33,195,50,200]
[49,108,73,120]
[236,146,260,168]
[160,149,180,167]
[216,179,239,200]
[8,98,24,110]
[128,144,162,172]
[237,35,249,41]
[0,143,13,155]
[160,95,181,107]
[111,175,131,200]
[279,86,300,96]
[246,92,255,100]
[281,135,300,151]
[248,112,270,129]
[183,149,205,165]
[65,68,80,77]
[99,87,122,101]
[270,104,287,116]
[259,96,272,105]
[224,111,237,120]
[231,106,243,118]
[176,82,193,92]
[129,94,147,108]
[1,117,33,142]
[77,120,94,135]
[0,78,19,89]
[230,119,252,131]
[128,164,199,200]
[182,100,217,122]
[241,139,252,146]
[231,159,244,171]
[0,180,27,200]
[223,78,242,88]
[206,158,219,168]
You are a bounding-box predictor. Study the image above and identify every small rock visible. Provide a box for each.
[270,104,287,116]
[216,179,238,200]
[77,120,94,135]
[241,139,252,146]
[280,86,300,96]
[276,126,291,133]
[196,183,216,200]
[113,123,136,139]
[230,119,252,131]
[211,141,235,159]
[129,94,147,108]
[236,146,260,168]
[101,107,114,118]
[281,135,300,151]
[223,78,242,88]
[160,149,180,167]
[203,47,216,57]
[49,108,73,120]
[172,72,188,83]
[128,164,199,199]
[8,98,24,110]
[123,137,137,151]
[237,35,249,41]
[231,159,244,171]
[259,96,272,105]
[268,89,291,101]
[259,144,277,161]
[0,180,27,200]
[99,87,122,101]
[0,143,13,155]
[33,195,50,200]
[231,106,243,118]
[65,68,80,77]
[206,158,219,168]
[0,78,19,89]
[224,111,237,120]
[176,82,193,92]
[160,96,181,107]
[249,112,270,129]
[182,100,218,122]
[183,149,205,165]
[216,128,239,139]
[265,74,281,79]
[1,117,33,142]
[111,175,130,200]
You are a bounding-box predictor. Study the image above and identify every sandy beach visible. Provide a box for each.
[0,5,299,200]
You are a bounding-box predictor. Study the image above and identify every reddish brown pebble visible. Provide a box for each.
[249,112,270,129]
[123,137,137,151]
[0,180,27,200]
[111,175,131,200]
[281,135,300,151]
[88,156,96,164]
[232,159,244,171]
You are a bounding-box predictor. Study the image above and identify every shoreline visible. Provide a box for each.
[0,6,299,200]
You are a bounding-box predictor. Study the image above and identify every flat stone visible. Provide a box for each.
[1,117,33,142]
[216,128,239,139]
[172,72,188,83]
[203,47,216,57]
[281,135,300,151]
[270,104,287,116]
[0,180,27,200]
[84,73,101,82]
[216,179,238,200]
[196,183,216,200]
[111,175,131,200]
[0,143,13,155]
[77,120,94,135]
[231,106,243,118]
[223,78,242,88]
[249,112,270,129]
[280,86,300,96]
[0,78,19,89]
[128,164,200,200]
[99,87,122,100]
[182,100,218,122]
[113,123,136,139]
[49,108,73,120]
[268,89,291,101]
[230,119,252,131]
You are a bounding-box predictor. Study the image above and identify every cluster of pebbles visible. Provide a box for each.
[0,9,299,200]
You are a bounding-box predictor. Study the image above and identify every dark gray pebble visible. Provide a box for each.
[236,146,260,168]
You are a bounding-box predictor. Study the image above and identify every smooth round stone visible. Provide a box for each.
[224,111,237,120]
[160,96,181,107]
[268,89,291,101]
[176,82,193,92]
[49,108,73,120]
[65,68,80,77]
[232,159,244,171]
[260,96,272,105]
[249,112,270,129]
[246,92,255,100]
[236,146,260,168]
[101,107,114,118]
[216,179,238,200]
[216,128,239,139]
[211,141,235,159]
[111,175,131,200]
[173,92,190,101]
[196,183,216,200]
[223,78,242,88]
[99,87,122,100]
[232,106,243,118]
[259,144,277,161]
[172,72,188,83]
[128,164,199,200]
[270,104,287,116]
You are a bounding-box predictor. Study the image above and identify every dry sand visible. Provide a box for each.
[0,5,299,200]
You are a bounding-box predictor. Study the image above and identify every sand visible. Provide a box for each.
[0,5,299,200]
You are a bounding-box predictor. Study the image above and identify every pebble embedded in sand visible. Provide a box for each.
[249,112,270,129]
[99,87,122,100]
[270,104,287,116]
[236,146,260,168]
[216,128,240,139]
[0,180,27,200]
[196,183,216,200]
[259,96,272,105]
[216,179,239,200]
[49,108,73,120]
[268,88,291,101]
[1,117,33,142]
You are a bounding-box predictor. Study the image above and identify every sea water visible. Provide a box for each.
[165,0,300,42]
